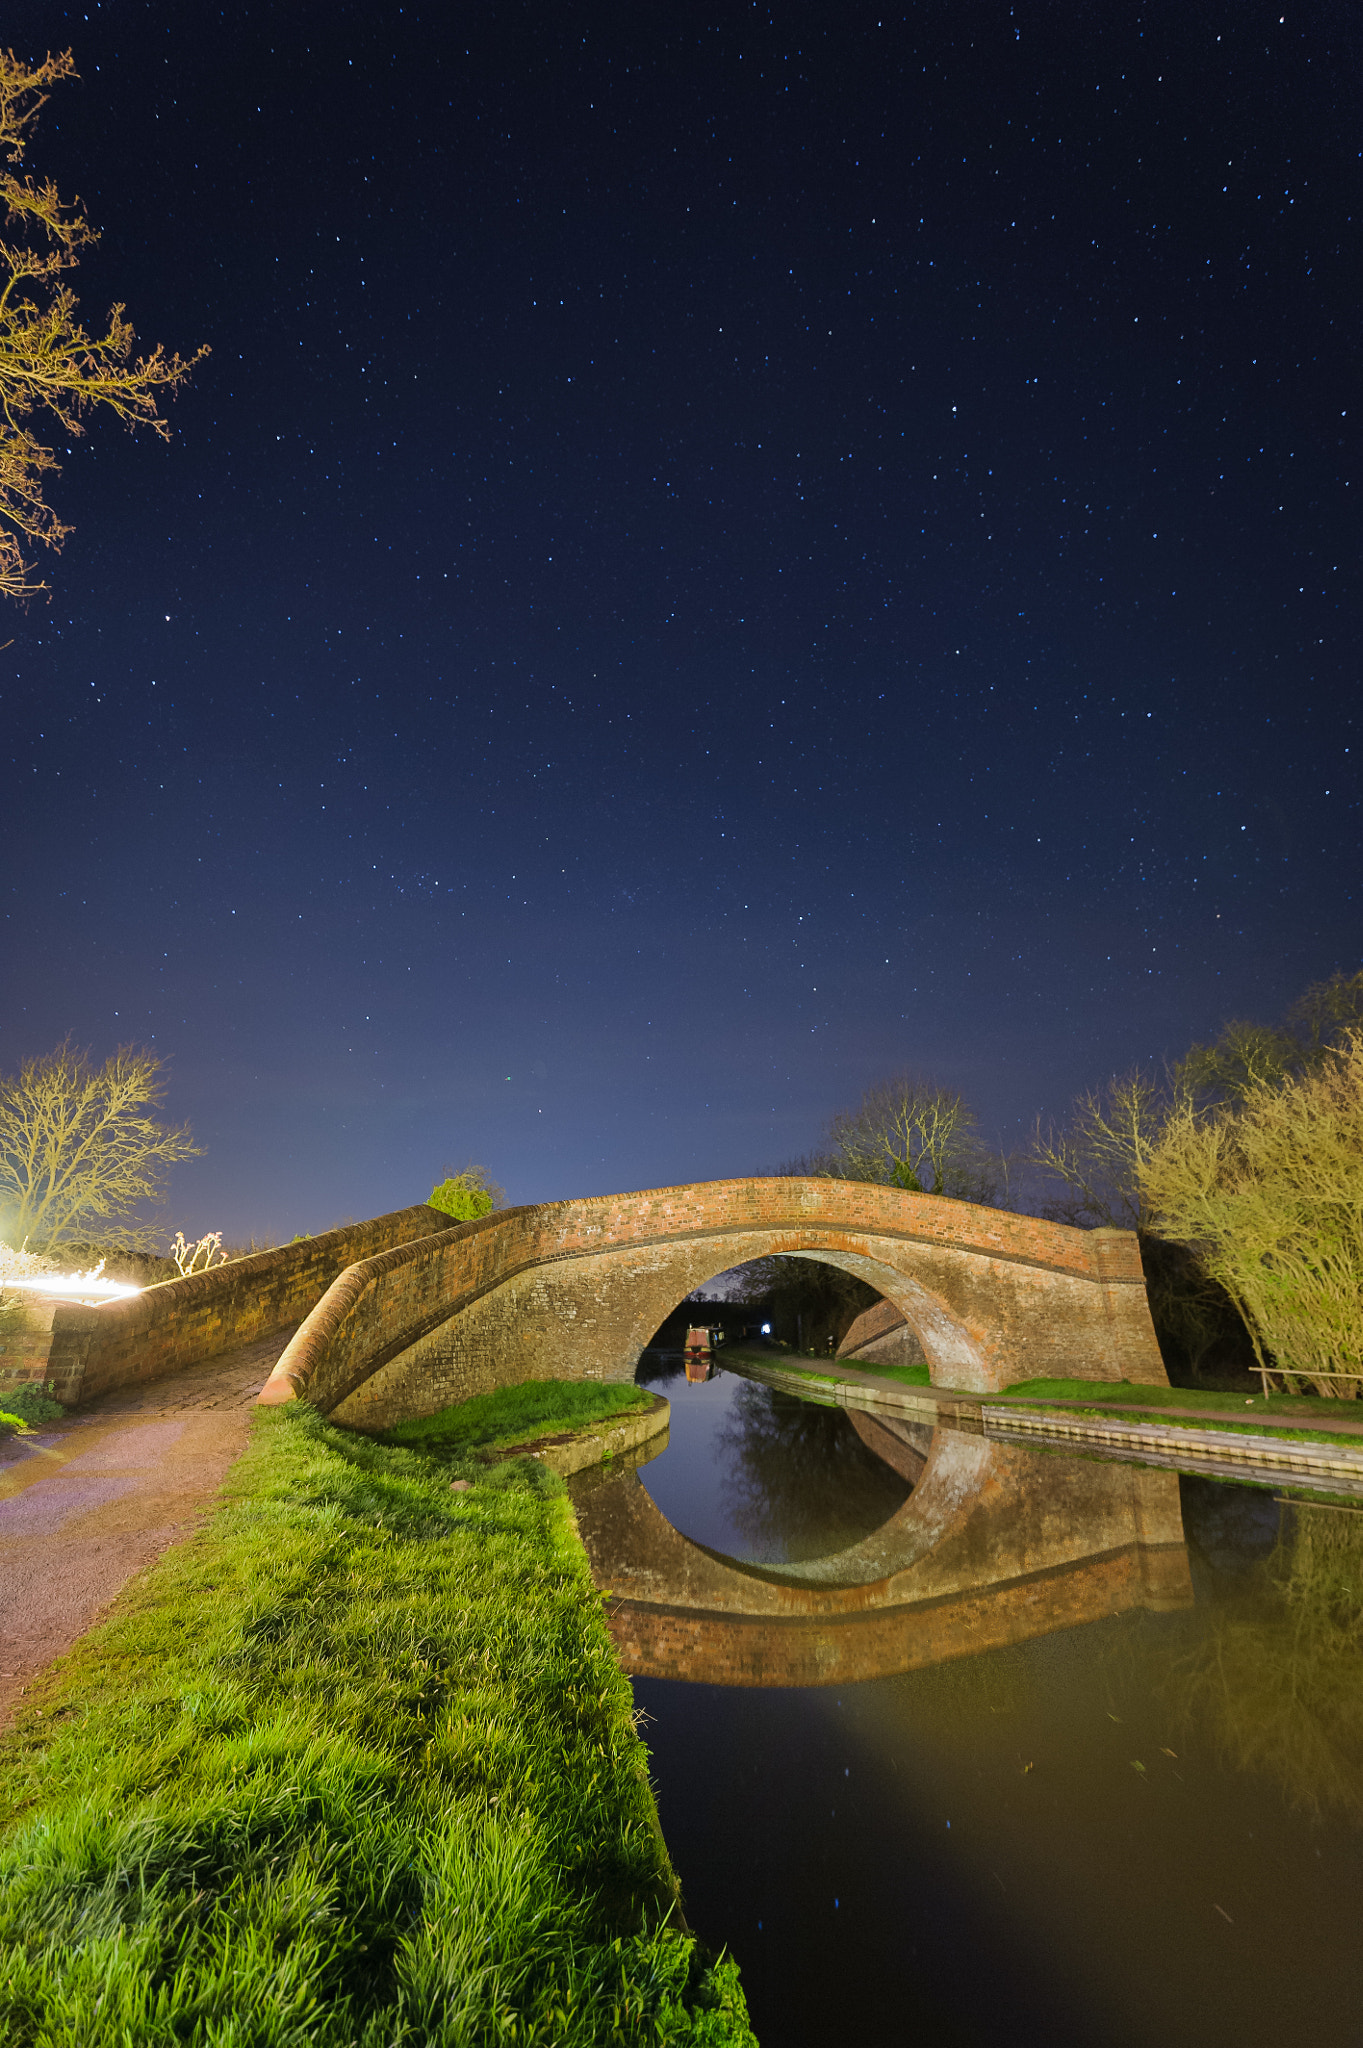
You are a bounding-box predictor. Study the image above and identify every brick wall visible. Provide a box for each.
[837,1296,928,1368]
[33,1204,457,1406]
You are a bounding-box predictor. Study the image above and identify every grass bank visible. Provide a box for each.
[833,1357,932,1389]
[385,1378,649,1458]
[0,1397,754,2045]
[722,1345,931,1391]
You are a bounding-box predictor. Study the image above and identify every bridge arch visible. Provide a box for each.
[259,1176,1166,1428]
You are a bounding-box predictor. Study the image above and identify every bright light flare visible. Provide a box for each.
[5,1272,143,1299]
[0,1256,142,1302]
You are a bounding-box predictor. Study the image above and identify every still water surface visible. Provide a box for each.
[581,1361,1363,2048]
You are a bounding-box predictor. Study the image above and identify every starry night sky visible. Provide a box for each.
[3,1,1359,1243]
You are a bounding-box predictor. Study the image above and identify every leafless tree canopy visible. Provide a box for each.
[1031,969,1363,1231]
[787,1072,1000,1202]
[0,1039,199,1251]
[0,49,207,600]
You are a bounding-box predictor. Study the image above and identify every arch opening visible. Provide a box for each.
[623,1258,929,1577]
[621,1241,985,1394]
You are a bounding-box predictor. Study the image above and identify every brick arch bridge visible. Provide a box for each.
[259,1176,1166,1428]
[573,1425,1192,1688]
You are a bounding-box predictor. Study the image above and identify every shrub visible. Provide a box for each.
[1140,1030,1363,1396]
[0,1381,65,1427]
[428,1168,499,1223]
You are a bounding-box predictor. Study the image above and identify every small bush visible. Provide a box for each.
[428,1172,496,1222]
[0,1381,65,1427]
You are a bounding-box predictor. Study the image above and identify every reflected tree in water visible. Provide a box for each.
[711,1380,910,1564]
[1172,1505,1363,1819]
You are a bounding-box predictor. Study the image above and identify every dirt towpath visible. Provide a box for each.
[0,1328,296,1728]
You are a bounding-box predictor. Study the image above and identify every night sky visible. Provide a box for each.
[3,1,1359,1244]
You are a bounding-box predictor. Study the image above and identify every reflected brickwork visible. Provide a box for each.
[573,1426,1192,1687]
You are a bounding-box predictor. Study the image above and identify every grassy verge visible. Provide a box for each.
[384,1378,649,1459]
[724,1347,932,1391]
[0,1401,753,2045]
[836,1358,932,1389]
[995,1378,1363,1448]
[717,1348,837,1386]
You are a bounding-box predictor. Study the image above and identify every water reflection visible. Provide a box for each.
[598,1377,1363,2048]
[712,1377,915,1563]
[1172,1497,1363,1821]
[628,1359,911,1565]
[575,1366,1191,1688]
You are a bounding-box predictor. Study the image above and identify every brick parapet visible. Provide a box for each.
[38,1203,457,1406]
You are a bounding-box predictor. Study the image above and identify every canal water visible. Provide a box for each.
[579,1359,1363,2048]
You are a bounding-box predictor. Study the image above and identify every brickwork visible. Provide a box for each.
[837,1296,928,1369]
[33,1205,457,1407]
[0,1292,66,1394]
[259,1176,1168,1428]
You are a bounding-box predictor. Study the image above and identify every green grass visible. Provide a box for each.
[837,1358,933,1389]
[0,1402,753,2046]
[723,1346,935,1393]
[384,1378,651,1458]
[728,1347,934,1391]
[1000,1376,1321,1414]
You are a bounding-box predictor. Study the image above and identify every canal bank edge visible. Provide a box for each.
[722,1352,1363,1492]
[485,1392,670,1477]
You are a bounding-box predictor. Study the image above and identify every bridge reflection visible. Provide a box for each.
[572,1419,1193,1687]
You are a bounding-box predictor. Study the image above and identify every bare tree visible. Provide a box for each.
[1034,971,1363,1231]
[819,1073,998,1201]
[0,1040,199,1250]
[1030,1068,1171,1230]
[0,49,207,600]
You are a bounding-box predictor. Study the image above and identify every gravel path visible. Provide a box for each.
[0,1328,297,1727]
